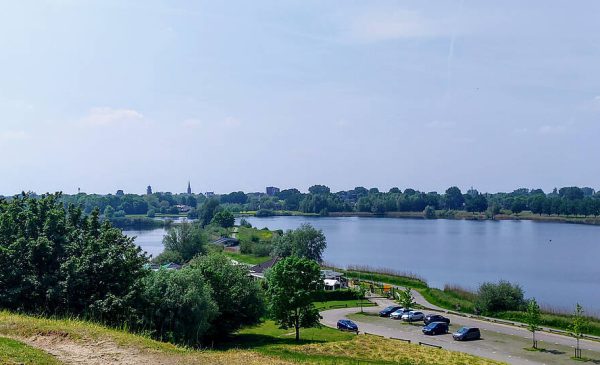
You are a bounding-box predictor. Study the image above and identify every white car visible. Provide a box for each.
[390,308,410,320]
[401,311,425,322]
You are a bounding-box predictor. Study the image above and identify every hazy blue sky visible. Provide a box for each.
[1,1,599,195]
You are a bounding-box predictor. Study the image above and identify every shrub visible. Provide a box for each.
[138,268,217,346]
[312,289,359,302]
[255,209,274,217]
[476,280,525,314]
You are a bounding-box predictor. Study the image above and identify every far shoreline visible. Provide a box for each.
[238,210,600,227]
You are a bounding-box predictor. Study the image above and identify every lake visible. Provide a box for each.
[125,216,600,313]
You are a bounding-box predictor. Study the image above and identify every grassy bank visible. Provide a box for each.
[495,311,600,337]
[222,251,271,265]
[0,310,502,365]
[0,337,61,365]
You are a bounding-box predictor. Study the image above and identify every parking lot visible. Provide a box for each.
[321,298,600,365]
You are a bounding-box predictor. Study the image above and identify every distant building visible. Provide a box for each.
[249,257,282,280]
[266,186,280,196]
[147,185,153,195]
[205,192,215,197]
[116,190,124,196]
[211,237,240,247]
[187,181,192,195]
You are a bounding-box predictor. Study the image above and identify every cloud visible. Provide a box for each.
[538,125,566,135]
[347,9,447,42]
[0,130,28,141]
[81,107,144,126]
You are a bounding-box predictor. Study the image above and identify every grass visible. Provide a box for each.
[237,226,275,242]
[495,311,600,337]
[222,251,271,265]
[0,336,61,365]
[420,286,477,313]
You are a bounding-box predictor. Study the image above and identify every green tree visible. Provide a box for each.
[211,210,235,228]
[199,198,220,227]
[103,205,115,218]
[271,224,327,262]
[570,303,589,359]
[189,254,264,338]
[159,222,207,263]
[266,257,322,341]
[526,298,541,349]
[139,268,217,346]
[397,287,415,311]
[444,186,465,210]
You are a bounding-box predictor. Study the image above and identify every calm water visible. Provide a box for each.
[125,216,600,312]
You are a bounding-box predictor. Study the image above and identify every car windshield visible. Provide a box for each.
[385,306,396,311]
[457,327,469,334]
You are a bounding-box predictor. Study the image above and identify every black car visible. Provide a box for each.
[422,322,449,335]
[337,319,358,332]
[424,314,450,325]
[453,327,481,341]
[379,306,402,317]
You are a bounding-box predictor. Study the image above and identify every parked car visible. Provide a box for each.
[379,305,402,317]
[390,308,411,320]
[424,314,450,325]
[453,327,481,341]
[337,319,358,332]
[422,321,449,335]
[401,311,424,322]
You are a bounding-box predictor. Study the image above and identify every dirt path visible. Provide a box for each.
[19,333,173,365]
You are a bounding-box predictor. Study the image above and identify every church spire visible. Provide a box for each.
[187,181,192,195]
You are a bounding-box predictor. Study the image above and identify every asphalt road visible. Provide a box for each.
[320,296,600,365]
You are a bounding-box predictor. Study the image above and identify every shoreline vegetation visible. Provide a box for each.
[237,209,600,226]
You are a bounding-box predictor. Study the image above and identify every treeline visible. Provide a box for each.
[21,185,600,221]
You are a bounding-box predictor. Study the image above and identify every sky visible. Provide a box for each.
[1,0,599,195]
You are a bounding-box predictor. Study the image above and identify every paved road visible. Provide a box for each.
[320,296,600,365]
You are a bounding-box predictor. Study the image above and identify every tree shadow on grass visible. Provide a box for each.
[523,347,566,355]
[214,333,328,351]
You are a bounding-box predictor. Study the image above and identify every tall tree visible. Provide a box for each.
[271,224,327,262]
[199,198,220,227]
[157,222,207,263]
[397,287,415,311]
[444,186,465,210]
[526,298,541,349]
[266,257,322,341]
[570,303,589,359]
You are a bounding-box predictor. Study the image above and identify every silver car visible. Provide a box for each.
[390,308,411,319]
[401,311,425,322]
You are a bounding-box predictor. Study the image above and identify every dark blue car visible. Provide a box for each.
[337,319,358,332]
[379,305,402,317]
[422,321,449,335]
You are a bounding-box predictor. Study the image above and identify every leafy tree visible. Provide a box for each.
[199,198,220,227]
[308,185,331,195]
[0,194,148,325]
[444,186,465,210]
[239,218,252,228]
[397,287,415,311]
[271,224,327,262]
[160,222,207,263]
[211,210,235,228]
[526,298,541,349]
[139,268,217,346]
[570,303,589,359]
[103,205,115,218]
[475,280,525,314]
[266,257,322,341]
[189,254,264,338]
[146,208,156,218]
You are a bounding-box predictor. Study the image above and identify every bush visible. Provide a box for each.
[138,268,217,346]
[252,243,273,257]
[189,254,264,338]
[239,218,252,228]
[255,209,274,217]
[147,209,156,218]
[476,280,525,314]
[312,289,358,302]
